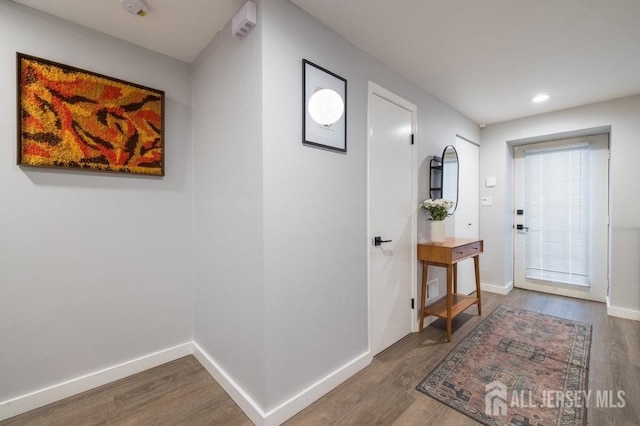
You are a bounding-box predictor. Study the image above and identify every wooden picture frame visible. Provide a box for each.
[17,53,165,176]
[302,59,347,152]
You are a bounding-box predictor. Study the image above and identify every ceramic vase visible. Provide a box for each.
[430,220,446,243]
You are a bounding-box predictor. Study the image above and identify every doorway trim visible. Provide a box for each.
[509,126,611,303]
[366,81,418,356]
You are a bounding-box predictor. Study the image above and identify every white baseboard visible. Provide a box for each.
[481,281,513,295]
[607,297,640,321]
[191,342,266,425]
[2,341,373,426]
[193,341,372,426]
[0,342,193,422]
[262,351,371,426]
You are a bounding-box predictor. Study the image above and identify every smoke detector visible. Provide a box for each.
[121,0,149,17]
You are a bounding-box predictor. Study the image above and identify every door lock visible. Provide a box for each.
[374,236,392,246]
[516,224,529,231]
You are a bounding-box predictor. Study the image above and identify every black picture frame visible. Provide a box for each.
[302,59,347,152]
[16,52,165,176]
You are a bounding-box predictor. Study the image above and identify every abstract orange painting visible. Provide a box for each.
[17,53,165,176]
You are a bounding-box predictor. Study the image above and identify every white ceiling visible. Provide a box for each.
[10,0,246,63]
[10,0,640,124]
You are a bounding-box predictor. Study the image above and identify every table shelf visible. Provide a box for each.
[424,294,479,319]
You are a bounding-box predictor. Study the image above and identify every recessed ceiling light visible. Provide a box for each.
[532,94,550,103]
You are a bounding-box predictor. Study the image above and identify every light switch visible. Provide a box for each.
[486,177,497,187]
[482,196,492,206]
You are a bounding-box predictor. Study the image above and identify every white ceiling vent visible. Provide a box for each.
[232,1,257,38]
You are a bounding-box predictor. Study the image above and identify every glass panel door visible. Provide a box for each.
[513,134,609,302]
[524,144,590,286]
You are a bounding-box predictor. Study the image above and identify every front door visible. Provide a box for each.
[369,85,415,356]
[513,134,609,302]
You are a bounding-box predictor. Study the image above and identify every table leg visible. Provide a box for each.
[453,262,458,294]
[446,264,453,342]
[474,255,482,315]
[420,260,428,331]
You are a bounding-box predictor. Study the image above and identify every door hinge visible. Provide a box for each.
[411,134,414,145]
[411,298,415,309]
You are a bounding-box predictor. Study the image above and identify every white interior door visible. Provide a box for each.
[369,86,415,356]
[454,137,480,295]
[514,135,609,302]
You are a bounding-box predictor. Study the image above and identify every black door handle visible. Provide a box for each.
[374,236,392,246]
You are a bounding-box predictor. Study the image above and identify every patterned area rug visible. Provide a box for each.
[416,305,591,425]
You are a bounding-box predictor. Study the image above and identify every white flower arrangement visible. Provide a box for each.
[420,199,454,221]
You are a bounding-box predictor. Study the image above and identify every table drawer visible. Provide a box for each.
[451,241,482,261]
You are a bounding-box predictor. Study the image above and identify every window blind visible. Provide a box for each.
[524,143,590,286]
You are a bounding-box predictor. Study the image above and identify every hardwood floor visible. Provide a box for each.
[288,290,640,425]
[3,289,639,425]
[0,355,252,426]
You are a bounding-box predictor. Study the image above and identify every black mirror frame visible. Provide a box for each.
[441,145,459,214]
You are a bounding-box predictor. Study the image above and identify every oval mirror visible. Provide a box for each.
[441,145,459,213]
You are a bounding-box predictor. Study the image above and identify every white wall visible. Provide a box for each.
[261,0,479,412]
[0,2,193,402]
[0,0,481,420]
[480,95,640,316]
[191,1,266,409]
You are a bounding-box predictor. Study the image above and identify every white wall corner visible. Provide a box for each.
[191,342,266,425]
[481,281,513,295]
[262,351,372,426]
[606,297,640,321]
[193,341,372,426]
[0,342,193,422]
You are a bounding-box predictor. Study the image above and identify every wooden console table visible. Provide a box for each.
[418,238,483,341]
